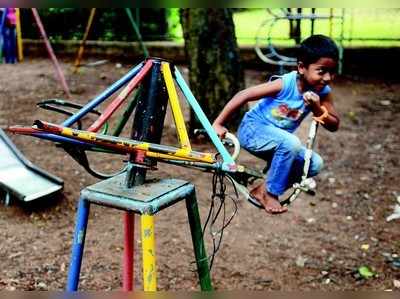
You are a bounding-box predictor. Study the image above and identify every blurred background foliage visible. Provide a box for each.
[20,8,170,41]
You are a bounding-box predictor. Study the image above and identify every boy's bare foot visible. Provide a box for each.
[261,192,288,214]
[250,183,288,214]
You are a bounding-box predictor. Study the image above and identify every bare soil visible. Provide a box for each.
[0,58,399,291]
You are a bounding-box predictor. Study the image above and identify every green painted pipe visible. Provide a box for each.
[125,8,149,58]
[185,192,213,291]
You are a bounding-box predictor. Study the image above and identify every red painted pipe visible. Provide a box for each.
[88,59,153,133]
[31,9,71,98]
[123,212,135,291]
[7,126,41,135]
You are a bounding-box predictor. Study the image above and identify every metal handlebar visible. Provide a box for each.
[224,132,241,161]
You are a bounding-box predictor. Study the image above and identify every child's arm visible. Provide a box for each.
[304,92,340,132]
[212,79,283,137]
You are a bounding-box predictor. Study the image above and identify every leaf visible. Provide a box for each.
[358,266,375,279]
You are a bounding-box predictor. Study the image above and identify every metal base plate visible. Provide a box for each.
[81,173,194,215]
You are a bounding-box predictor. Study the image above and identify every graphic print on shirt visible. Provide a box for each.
[270,103,304,129]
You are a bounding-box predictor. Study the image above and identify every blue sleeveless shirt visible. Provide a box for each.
[244,71,331,133]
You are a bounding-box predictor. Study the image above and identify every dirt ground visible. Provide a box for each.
[0,58,399,291]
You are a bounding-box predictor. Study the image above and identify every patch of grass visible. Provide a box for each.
[166,8,400,47]
[233,8,400,47]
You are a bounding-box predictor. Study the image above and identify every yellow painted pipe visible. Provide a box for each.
[41,123,215,163]
[141,214,157,291]
[162,62,191,150]
[15,8,23,61]
[60,126,214,163]
[73,8,96,73]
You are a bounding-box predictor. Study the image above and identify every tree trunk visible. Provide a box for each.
[180,8,244,135]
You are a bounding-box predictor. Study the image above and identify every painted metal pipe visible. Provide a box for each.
[9,124,206,162]
[141,214,157,291]
[161,62,191,150]
[66,198,90,291]
[174,67,236,171]
[62,62,143,127]
[73,8,96,73]
[88,59,153,132]
[8,126,94,148]
[32,120,216,163]
[185,192,213,290]
[31,8,71,98]
[112,96,138,137]
[125,8,149,58]
[123,212,135,291]
[15,8,23,62]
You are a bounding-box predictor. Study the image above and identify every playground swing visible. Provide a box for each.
[255,8,344,74]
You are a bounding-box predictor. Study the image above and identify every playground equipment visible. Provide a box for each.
[0,128,63,205]
[255,8,344,74]
[30,8,71,97]
[0,8,6,62]
[9,57,257,291]
[0,8,23,63]
[73,8,97,73]
[73,8,149,73]
[8,57,323,290]
[15,8,22,61]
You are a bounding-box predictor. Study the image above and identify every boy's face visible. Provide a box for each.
[298,57,338,92]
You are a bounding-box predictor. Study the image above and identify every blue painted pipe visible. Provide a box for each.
[32,133,93,148]
[62,62,144,127]
[66,198,90,291]
[174,67,236,170]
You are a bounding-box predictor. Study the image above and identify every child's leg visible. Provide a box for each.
[264,130,302,196]
[239,122,296,213]
[286,149,324,188]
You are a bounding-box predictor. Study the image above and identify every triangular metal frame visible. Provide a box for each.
[9,58,239,173]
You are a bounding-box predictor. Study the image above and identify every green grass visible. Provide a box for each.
[234,8,400,47]
[167,8,400,47]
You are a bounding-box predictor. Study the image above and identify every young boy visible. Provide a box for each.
[212,34,340,214]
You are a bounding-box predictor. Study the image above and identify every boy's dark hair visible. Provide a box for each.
[297,34,339,66]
